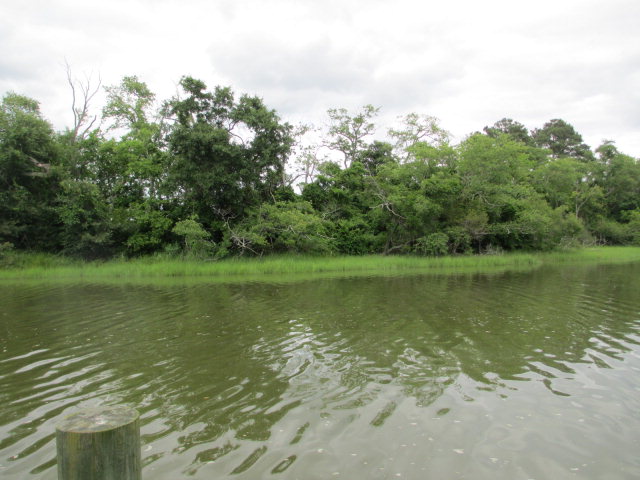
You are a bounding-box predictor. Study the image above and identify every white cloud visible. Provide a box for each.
[0,0,638,155]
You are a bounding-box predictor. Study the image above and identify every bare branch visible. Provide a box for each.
[65,60,101,142]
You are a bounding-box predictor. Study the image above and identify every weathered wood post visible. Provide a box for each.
[56,406,141,480]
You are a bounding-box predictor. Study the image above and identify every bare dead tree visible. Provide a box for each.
[65,61,101,142]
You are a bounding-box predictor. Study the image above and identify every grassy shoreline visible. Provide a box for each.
[1,247,640,284]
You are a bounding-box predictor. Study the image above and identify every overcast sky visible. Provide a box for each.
[1,0,639,156]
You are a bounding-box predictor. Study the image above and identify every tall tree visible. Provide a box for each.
[457,134,564,250]
[166,77,294,240]
[325,104,379,168]
[55,76,171,258]
[0,93,61,249]
[597,143,640,221]
[388,113,450,162]
[532,119,593,161]
[483,118,532,145]
[532,157,604,219]
[103,75,156,132]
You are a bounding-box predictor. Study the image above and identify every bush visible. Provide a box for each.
[445,227,471,254]
[228,201,332,256]
[626,210,640,245]
[172,217,214,258]
[414,232,449,256]
[548,208,589,248]
[331,218,376,255]
[590,217,631,245]
[0,242,15,267]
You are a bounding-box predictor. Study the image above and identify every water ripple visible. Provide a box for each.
[1,264,640,479]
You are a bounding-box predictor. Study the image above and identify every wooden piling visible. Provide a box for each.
[56,405,141,480]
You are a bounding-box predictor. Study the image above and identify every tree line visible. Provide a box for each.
[1,74,639,260]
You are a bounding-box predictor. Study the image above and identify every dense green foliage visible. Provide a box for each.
[1,76,639,260]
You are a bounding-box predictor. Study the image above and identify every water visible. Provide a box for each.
[1,263,639,479]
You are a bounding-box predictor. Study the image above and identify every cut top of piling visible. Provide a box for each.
[56,406,140,433]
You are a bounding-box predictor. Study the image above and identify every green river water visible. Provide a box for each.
[1,262,639,479]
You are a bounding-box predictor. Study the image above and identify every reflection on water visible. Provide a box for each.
[1,263,640,479]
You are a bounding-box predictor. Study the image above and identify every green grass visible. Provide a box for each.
[539,246,640,264]
[1,247,640,285]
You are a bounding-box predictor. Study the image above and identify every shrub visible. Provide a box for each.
[172,217,214,257]
[414,232,449,256]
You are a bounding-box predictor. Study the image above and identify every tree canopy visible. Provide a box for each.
[1,76,639,260]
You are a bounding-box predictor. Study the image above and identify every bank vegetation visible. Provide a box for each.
[2,75,640,265]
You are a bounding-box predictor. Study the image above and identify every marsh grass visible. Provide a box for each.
[1,247,639,285]
[540,246,640,264]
